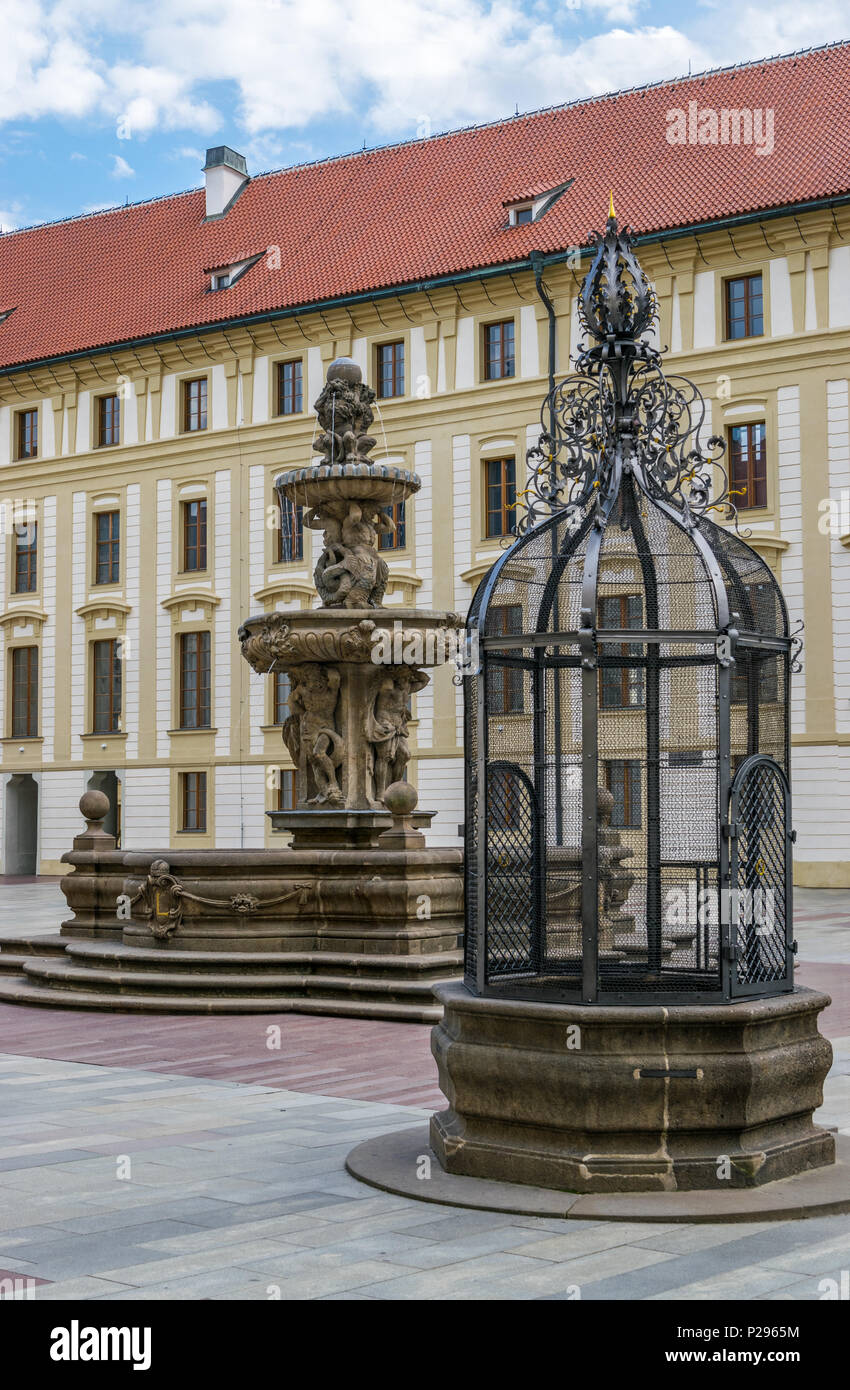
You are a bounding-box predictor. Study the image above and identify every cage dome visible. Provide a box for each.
[464,213,795,1006]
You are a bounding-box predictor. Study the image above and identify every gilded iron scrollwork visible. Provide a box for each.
[520,213,741,537]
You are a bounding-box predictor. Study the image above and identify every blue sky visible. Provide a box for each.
[1,0,849,232]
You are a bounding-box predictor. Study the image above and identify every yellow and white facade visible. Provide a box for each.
[1,202,850,884]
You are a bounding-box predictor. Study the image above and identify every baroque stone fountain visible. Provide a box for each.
[0,359,464,1022]
[239,357,458,823]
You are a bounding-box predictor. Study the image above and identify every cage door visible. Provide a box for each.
[728,755,793,996]
[485,762,540,979]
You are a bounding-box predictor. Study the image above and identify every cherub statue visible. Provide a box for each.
[318,501,389,608]
[312,376,377,466]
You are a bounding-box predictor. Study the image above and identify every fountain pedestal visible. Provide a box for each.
[0,792,462,1021]
[238,606,460,813]
[0,357,463,1021]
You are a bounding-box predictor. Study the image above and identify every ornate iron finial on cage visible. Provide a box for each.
[578,209,657,363]
[520,208,739,537]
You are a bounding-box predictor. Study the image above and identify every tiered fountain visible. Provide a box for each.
[0,359,464,1021]
[241,357,457,826]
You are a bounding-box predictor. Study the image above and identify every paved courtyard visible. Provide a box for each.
[0,880,848,1301]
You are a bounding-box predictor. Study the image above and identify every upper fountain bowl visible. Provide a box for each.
[275,356,420,510]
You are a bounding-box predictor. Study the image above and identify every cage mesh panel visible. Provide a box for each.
[485,766,538,978]
[468,483,791,1003]
[596,641,722,994]
[758,652,788,774]
[701,519,788,638]
[730,650,788,775]
[483,655,538,980]
[733,762,788,985]
[481,505,595,638]
[597,488,718,633]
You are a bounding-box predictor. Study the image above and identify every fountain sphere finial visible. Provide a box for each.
[80,789,109,823]
[327,356,361,385]
[384,781,418,818]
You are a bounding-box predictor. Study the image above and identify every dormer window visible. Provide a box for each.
[504,179,573,228]
[205,253,262,294]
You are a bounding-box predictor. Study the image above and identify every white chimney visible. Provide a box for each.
[203,146,249,219]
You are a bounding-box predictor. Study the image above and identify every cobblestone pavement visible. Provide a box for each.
[0,881,847,1301]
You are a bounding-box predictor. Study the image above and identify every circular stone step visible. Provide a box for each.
[346,1125,850,1223]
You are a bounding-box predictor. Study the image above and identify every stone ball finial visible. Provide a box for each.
[384,781,418,818]
[80,789,109,826]
[326,356,361,385]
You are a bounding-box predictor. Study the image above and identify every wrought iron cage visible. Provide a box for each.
[464,212,796,1005]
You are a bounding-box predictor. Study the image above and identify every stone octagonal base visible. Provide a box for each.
[346,1128,850,1223]
[428,983,835,1194]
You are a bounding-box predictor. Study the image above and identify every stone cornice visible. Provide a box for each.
[461,558,499,588]
[460,554,539,588]
[384,570,423,603]
[75,598,131,620]
[0,605,48,630]
[253,579,314,608]
[743,533,791,557]
[160,591,222,623]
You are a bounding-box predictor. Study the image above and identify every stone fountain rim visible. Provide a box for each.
[239,608,463,628]
[276,462,421,492]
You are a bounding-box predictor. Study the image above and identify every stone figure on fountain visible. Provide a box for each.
[365,667,429,803]
[311,500,390,608]
[282,664,345,808]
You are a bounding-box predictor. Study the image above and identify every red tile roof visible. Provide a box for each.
[1,42,849,372]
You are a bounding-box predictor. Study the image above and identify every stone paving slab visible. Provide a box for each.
[0,1051,849,1301]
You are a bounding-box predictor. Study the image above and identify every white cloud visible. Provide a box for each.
[582,0,647,21]
[0,207,22,232]
[706,0,850,61]
[0,12,106,122]
[0,0,847,158]
[110,153,135,178]
[110,63,219,137]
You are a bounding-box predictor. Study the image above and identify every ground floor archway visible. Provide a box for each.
[4,773,39,875]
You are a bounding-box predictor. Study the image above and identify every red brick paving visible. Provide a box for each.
[0,1269,51,1286]
[0,1005,444,1108]
[0,961,846,1111]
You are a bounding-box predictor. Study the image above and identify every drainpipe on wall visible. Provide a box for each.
[530,250,557,441]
